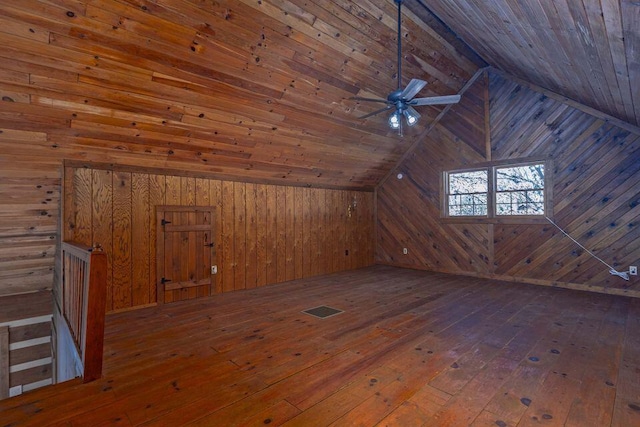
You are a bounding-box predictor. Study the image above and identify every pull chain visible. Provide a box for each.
[545,216,629,281]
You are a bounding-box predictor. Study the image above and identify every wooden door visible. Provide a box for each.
[156,206,216,304]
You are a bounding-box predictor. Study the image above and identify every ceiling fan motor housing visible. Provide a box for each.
[387,89,403,103]
[388,89,408,112]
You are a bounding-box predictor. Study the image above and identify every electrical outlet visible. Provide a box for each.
[9,385,22,397]
[403,248,408,255]
[630,266,638,276]
[211,265,218,275]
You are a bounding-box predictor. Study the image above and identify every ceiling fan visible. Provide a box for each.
[352,0,461,133]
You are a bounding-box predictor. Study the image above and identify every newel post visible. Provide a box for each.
[83,244,107,382]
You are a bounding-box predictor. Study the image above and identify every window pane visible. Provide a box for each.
[529,202,544,215]
[449,170,488,194]
[460,205,474,216]
[496,190,545,216]
[496,193,510,204]
[495,164,545,216]
[496,164,544,191]
[530,190,544,202]
[473,194,486,205]
[474,203,487,216]
[496,203,510,215]
[447,170,488,216]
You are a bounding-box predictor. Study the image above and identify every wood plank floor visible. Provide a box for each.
[2,266,640,426]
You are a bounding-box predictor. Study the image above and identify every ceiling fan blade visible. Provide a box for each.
[410,94,461,106]
[358,105,394,119]
[400,79,428,100]
[350,96,391,104]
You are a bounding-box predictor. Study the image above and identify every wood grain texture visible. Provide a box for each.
[377,70,640,295]
[0,326,8,400]
[0,0,479,192]
[83,246,107,382]
[233,182,247,291]
[91,169,113,311]
[245,183,258,289]
[8,322,50,344]
[148,174,166,304]
[180,177,195,300]
[156,206,215,304]
[210,179,223,294]
[2,0,635,306]
[425,0,639,127]
[72,168,93,248]
[285,186,295,281]
[255,184,268,288]
[163,175,181,304]
[65,165,374,312]
[0,292,52,323]
[0,0,459,398]
[265,185,278,286]
[221,180,235,293]
[195,178,211,298]
[1,267,638,424]
[111,172,131,310]
[131,173,150,306]
[0,291,53,398]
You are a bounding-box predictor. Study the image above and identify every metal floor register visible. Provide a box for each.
[302,305,344,319]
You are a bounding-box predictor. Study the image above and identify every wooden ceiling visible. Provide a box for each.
[2,1,637,190]
[0,0,481,189]
[425,0,640,127]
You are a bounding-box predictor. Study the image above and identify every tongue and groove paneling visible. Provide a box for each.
[64,164,375,312]
[376,70,640,296]
[0,0,478,310]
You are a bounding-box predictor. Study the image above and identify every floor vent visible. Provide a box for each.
[302,305,344,319]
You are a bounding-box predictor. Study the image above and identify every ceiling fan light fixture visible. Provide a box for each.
[388,111,401,129]
[404,106,420,126]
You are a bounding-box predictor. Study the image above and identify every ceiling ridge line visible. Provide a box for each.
[489,68,640,137]
[410,0,488,69]
[376,66,490,190]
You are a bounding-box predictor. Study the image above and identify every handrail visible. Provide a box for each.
[60,242,107,382]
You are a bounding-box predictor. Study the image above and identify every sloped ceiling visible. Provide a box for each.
[3,1,637,191]
[423,0,640,127]
[0,0,482,190]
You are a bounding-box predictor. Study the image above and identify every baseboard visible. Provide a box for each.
[374,261,640,299]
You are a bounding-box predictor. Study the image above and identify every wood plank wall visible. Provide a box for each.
[0,134,57,396]
[64,165,375,312]
[0,0,465,396]
[0,0,473,312]
[377,70,640,296]
[0,151,58,298]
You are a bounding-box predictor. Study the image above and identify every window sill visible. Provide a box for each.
[440,216,550,225]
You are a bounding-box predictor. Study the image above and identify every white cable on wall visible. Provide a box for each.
[545,216,629,281]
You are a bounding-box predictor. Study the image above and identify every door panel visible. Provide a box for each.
[156,206,216,304]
